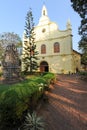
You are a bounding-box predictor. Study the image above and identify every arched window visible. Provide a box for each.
[54,42,60,53]
[41,44,46,54]
[43,10,45,15]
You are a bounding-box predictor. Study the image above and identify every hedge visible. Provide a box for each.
[0,72,55,129]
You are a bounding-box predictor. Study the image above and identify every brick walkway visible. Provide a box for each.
[38,74,87,130]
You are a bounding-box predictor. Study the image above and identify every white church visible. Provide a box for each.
[23,5,81,74]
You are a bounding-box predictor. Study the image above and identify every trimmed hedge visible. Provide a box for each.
[0,80,42,129]
[0,72,56,129]
[43,72,56,84]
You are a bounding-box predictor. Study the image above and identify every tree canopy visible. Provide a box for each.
[71,0,87,66]
[0,32,22,60]
[0,32,22,49]
[22,8,39,73]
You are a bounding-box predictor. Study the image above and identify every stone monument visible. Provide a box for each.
[2,44,21,84]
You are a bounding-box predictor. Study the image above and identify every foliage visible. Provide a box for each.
[0,90,20,129]
[22,8,39,74]
[43,72,56,84]
[79,71,87,76]
[71,0,87,66]
[79,71,87,80]
[0,44,3,60]
[0,72,55,129]
[23,111,45,130]
[79,37,87,65]
[71,1,87,18]
[0,81,39,129]
[0,32,22,48]
[0,32,22,60]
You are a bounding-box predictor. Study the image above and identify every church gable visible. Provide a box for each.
[23,5,81,74]
[34,5,73,56]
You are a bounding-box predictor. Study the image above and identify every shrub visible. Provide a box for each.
[23,111,45,130]
[0,90,20,129]
[79,71,87,76]
[42,72,56,90]
[0,72,55,129]
[79,71,87,80]
[0,76,47,129]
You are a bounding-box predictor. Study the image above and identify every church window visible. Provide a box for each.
[42,28,46,33]
[43,10,45,15]
[54,42,60,53]
[41,44,46,54]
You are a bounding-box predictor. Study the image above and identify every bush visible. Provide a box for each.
[0,75,46,129]
[0,72,55,129]
[23,111,45,130]
[43,72,56,85]
[79,71,87,76]
[0,81,41,129]
[0,90,20,129]
[79,71,87,80]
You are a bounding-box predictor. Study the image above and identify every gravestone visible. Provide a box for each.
[2,44,21,84]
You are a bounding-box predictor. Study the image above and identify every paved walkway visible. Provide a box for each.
[38,74,87,130]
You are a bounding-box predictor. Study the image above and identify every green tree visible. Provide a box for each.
[0,32,22,48]
[71,0,87,68]
[22,8,39,74]
[0,32,22,60]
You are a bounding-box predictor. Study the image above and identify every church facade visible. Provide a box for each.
[23,5,81,74]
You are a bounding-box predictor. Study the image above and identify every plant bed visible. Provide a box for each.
[0,72,55,130]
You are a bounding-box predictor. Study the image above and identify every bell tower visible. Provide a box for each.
[38,4,50,25]
[42,5,48,16]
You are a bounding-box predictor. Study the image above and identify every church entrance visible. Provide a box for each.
[40,61,49,72]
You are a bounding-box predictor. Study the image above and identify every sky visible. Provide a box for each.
[0,0,81,51]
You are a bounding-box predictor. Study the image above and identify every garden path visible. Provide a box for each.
[38,74,87,130]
